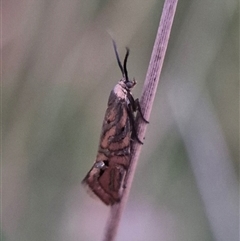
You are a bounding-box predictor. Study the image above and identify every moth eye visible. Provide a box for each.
[121,127,125,132]
[107,119,111,124]
[126,82,132,88]
[126,81,135,89]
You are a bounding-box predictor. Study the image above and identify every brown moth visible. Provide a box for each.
[82,41,148,205]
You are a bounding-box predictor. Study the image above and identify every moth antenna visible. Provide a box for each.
[123,48,130,82]
[112,40,124,77]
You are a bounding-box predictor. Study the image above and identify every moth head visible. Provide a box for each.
[125,77,136,89]
[118,78,136,91]
[112,40,136,91]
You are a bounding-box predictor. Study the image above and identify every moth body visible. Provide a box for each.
[82,42,148,205]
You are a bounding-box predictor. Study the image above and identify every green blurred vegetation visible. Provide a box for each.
[2,0,239,241]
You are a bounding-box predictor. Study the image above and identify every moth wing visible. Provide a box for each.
[82,163,115,205]
[98,163,126,201]
[100,99,131,151]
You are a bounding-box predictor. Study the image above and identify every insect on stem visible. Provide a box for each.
[82,41,148,206]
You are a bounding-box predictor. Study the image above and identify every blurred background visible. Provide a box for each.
[2,0,239,241]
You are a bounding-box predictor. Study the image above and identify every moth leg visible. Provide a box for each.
[122,167,128,189]
[127,92,149,123]
[132,124,144,144]
[134,98,149,123]
[126,104,144,144]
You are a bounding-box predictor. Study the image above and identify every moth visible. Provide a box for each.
[82,41,148,205]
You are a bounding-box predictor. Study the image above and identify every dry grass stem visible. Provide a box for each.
[103,0,179,240]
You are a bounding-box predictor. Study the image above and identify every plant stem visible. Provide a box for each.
[103,0,179,240]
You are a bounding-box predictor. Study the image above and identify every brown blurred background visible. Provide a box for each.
[2,0,239,241]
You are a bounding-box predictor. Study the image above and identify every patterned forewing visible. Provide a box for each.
[82,90,133,205]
